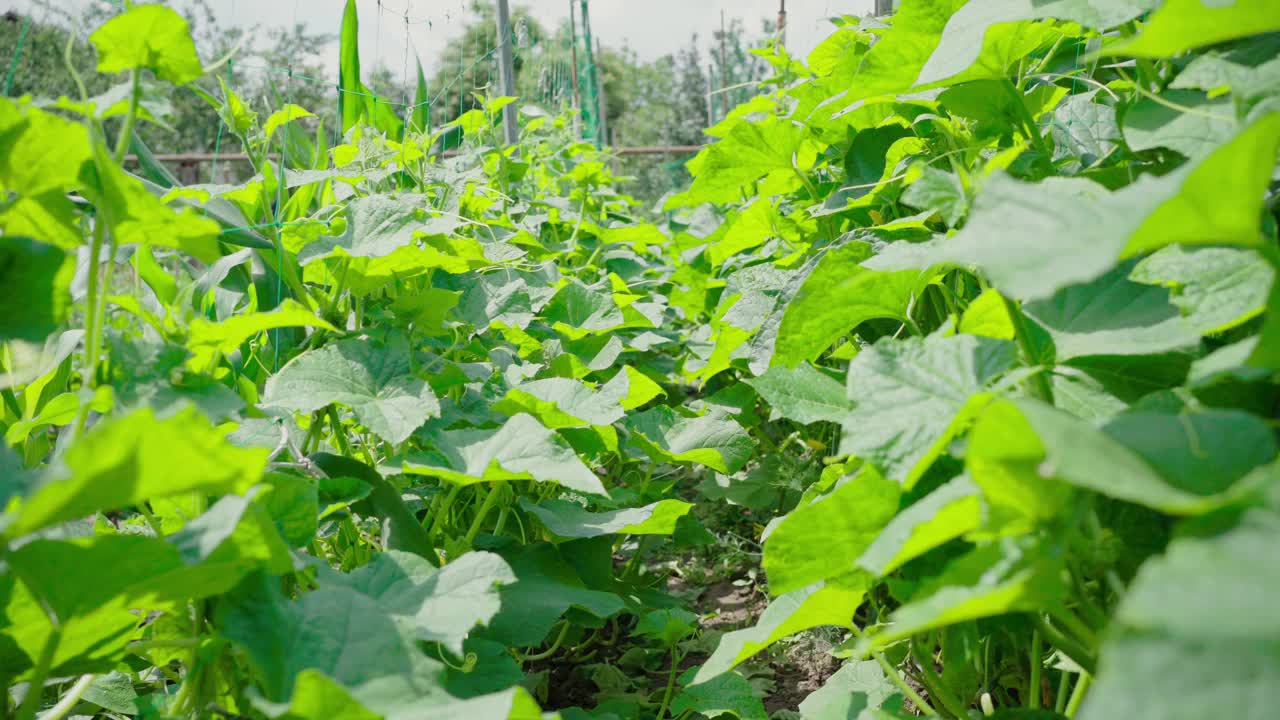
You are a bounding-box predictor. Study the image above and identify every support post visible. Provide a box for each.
[568,0,582,127]
[495,0,520,146]
[777,0,787,42]
[595,37,609,146]
[875,0,895,16]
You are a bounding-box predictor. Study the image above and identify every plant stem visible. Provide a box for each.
[428,484,464,539]
[1064,672,1092,717]
[872,649,937,717]
[1049,607,1098,650]
[654,646,680,720]
[1033,616,1096,675]
[112,70,142,165]
[1055,670,1071,714]
[1001,295,1054,404]
[74,220,108,433]
[1029,629,1043,709]
[911,639,966,718]
[464,485,503,544]
[41,674,94,720]
[15,627,60,720]
[515,621,571,663]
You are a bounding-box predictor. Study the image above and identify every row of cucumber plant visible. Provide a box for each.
[1,1,1279,719]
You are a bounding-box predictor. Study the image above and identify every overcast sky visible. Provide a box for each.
[15,0,877,80]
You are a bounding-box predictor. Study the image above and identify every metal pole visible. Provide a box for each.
[568,0,582,130]
[778,0,787,42]
[495,0,520,146]
[705,64,715,125]
[875,0,894,16]
[595,36,609,146]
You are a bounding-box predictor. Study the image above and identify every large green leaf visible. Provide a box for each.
[1022,263,1201,360]
[493,367,662,429]
[763,467,900,595]
[694,576,867,683]
[919,0,1157,85]
[89,4,204,84]
[519,498,692,539]
[677,115,815,206]
[625,406,754,473]
[401,414,606,496]
[0,237,73,342]
[841,334,1016,484]
[858,476,983,575]
[263,336,440,445]
[3,407,265,538]
[1130,246,1272,334]
[944,111,1280,299]
[671,668,768,720]
[799,660,906,720]
[857,538,1065,653]
[1122,90,1236,159]
[773,242,927,368]
[186,299,336,370]
[307,550,515,655]
[970,399,1274,514]
[1103,0,1280,58]
[1081,505,1280,720]
[299,194,456,263]
[746,363,852,425]
[480,542,625,647]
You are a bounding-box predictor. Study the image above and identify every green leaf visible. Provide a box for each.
[1123,90,1236,160]
[677,115,814,206]
[481,542,625,646]
[919,0,1157,86]
[841,334,1016,485]
[798,660,905,720]
[773,242,927,368]
[944,112,1280,298]
[310,453,438,564]
[763,467,900,595]
[635,608,699,646]
[494,367,663,429]
[1082,505,1280,720]
[299,194,456,263]
[186,299,336,371]
[0,237,73,342]
[1122,112,1280,257]
[1171,34,1280,101]
[519,498,693,539]
[859,538,1066,653]
[89,4,204,84]
[0,101,92,198]
[901,166,968,227]
[310,550,515,655]
[1050,92,1121,169]
[541,280,626,340]
[264,336,440,445]
[4,406,265,538]
[218,571,447,709]
[82,149,223,262]
[746,363,852,425]
[1130,246,1272,334]
[263,104,316,139]
[695,576,868,683]
[671,668,768,720]
[401,414,606,496]
[973,399,1272,514]
[1103,0,1280,58]
[625,406,754,474]
[858,476,984,575]
[1022,263,1201,361]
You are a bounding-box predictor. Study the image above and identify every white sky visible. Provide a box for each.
[14,0,876,79]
